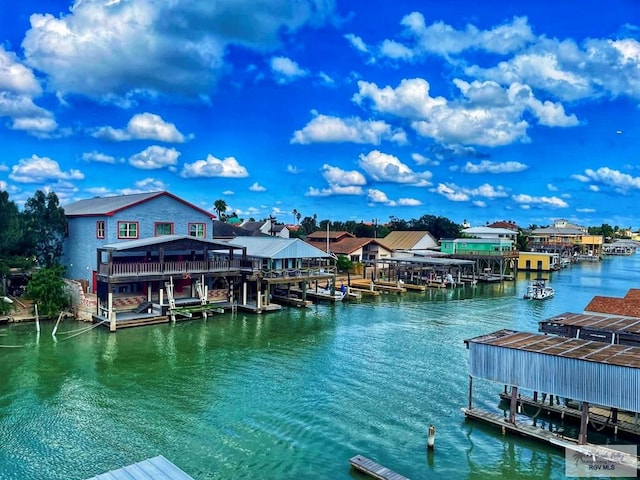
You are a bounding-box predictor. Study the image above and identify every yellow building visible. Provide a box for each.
[518,252,560,271]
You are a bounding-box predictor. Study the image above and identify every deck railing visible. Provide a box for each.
[99,259,243,277]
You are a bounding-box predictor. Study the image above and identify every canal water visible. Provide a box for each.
[1,255,638,479]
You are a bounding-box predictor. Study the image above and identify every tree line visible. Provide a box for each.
[1,190,69,317]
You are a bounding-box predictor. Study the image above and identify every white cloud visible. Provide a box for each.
[358,150,431,186]
[577,208,596,213]
[92,113,188,142]
[547,183,558,191]
[589,185,600,192]
[397,197,422,206]
[9,154,84,183]
[321,164,366,186]
[412,153,439,166]
[119,178,169,195]
[466,37,640,102]
[511,193,568,208]
[181,154,249,178]
[0,47,57,135]
[573,167,640,193]
[344,33,368,53]
[434,183,469,202]
[355,77,577,147]
[292,113,405,145]
[129,146,180,170]
[460,160,528,174]
[82,151,119,164]
[306,185,363,197]
[378,13,534,60]
[22,0,335,100]
[270,56,308,83]
[249,182,266,192]
[367,188,392,204]
[472,200,487,208]
[0,46,41,94]
[287,164,301,174]
[433,181,508,202]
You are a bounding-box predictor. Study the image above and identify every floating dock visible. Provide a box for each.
[86,455,194,479]
[348,455,409,480]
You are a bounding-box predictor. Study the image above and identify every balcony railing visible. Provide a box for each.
[99,259,243,277]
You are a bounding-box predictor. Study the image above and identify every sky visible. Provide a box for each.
[0,1,639,229]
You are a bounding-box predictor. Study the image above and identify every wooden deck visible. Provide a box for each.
[498,391,640,437]
[462,407,640,471]
[86,455,194,479]
[348,455,409,480]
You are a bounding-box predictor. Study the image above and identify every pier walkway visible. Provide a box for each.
[348,455,409,480]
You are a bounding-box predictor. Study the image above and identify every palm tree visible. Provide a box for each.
[213,199,227,219]
[292,208,298,224]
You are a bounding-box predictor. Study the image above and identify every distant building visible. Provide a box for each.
[517,252,560,271]
[462,226,517,241]
[528,219,603,258]
[487,220,520,232]
[376,231,439,257]
[240,219,289,238]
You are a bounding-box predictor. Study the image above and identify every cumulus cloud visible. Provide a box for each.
[22,0,336,100]
[0,47,57,135]
[512,193,568,208]
[129,146,180,170]
[321,164,367,186]
[306,185,363,197]
[412,153,439,166]
[81,151,120,164]
[354,77,577,147]
[433,182,508,202]
[358,150,431,186]
[287,164,301,174]
[249,182,266,192]
[270,56,308,83]
[180,154,249,178]
[572,167,640,193]
[92,113,188,142]
[291,112,406,145]
[344,33,368,53]
[366,189,424,207]
[466,37,640,102]
[377,13,534,60]
[459,160,527,174]
[9,154,84,183]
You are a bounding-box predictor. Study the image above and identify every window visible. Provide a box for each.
[155,222,174,236]
[189,223,206,238]
[118,221,139,239]
[96,221,105,239]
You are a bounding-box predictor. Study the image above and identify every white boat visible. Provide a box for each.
[523,277,554,300]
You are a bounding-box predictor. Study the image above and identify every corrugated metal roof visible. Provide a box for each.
[102,235,244,251]
[377,231,435,250]
[86,455,194,480]
[223,237,332,259]
[465,329,640,411]
[462,227,516,235]
[64,191,214,219]
[541,312,640,334]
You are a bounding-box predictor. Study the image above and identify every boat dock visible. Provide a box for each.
[348,455,409,480]
[497,391,640,437]
[86,455,194,479]
[464,328,640,449]
[462,407,640,472]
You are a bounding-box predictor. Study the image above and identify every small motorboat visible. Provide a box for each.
[523,277,554,300]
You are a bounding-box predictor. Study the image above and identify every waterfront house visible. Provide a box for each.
[440,237,518,281]
[240,219,289,238]
[528,219,603,258]
[462,226,517,241]
[486,220,520,232]
[224,236,337,308]
[63,191,217,286]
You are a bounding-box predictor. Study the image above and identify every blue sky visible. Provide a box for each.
[0,1,638,229]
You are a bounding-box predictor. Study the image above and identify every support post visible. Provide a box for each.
[35,304,40,333]
[578,401,589,445]
[509,386,518,424]
[108,291,115,332]
[468,375,473,409]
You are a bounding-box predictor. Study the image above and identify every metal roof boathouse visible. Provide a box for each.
[464,329,640,455]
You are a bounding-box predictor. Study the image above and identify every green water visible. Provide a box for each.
[1,256,638,479]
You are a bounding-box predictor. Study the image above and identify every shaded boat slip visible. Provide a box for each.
[539,311,640,347]
[464,328,640,464]
[497,391,640,438]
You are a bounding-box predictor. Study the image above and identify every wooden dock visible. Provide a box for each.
[498,391,640,437]
[271,294,312,308]
[462,407,640,471]
[348,455,409,480]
